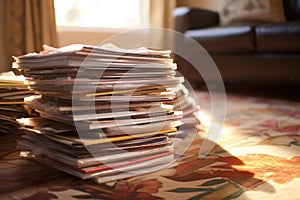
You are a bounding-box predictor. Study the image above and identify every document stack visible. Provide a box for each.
[0,71,34,136]
[14,44,200,183]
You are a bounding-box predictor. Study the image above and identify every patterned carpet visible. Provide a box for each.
[0,91,299,200]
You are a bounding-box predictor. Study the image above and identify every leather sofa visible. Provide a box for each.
[173,0,300,90]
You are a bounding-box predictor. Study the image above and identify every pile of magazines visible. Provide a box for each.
[0,71,34,136]
[14,44,200,183]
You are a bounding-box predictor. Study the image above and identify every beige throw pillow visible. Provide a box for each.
[219,0,286,25]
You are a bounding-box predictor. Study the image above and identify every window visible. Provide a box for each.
[54,0,149,29]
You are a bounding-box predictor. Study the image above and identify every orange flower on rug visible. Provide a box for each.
[166,154,300,188]
[228,154,300,184]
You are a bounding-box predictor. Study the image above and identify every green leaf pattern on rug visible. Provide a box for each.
[167,179,243,200]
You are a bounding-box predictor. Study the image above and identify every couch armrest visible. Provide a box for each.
[173,7,220,33]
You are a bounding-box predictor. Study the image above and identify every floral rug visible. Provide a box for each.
[0,92,299,200]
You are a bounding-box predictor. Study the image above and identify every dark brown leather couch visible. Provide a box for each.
[173,0,300,91]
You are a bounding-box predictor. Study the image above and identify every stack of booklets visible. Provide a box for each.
[0,71,34,136]
[14,44,200,183]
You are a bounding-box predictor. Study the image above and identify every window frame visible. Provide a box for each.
[55,0,150,47]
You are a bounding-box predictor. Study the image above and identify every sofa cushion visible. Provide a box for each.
[185,25,255,53]
[256,20,300,53]
[219,0,286,25]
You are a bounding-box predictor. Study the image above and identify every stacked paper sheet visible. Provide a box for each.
[0,71,35,136]
[14,44,200,183]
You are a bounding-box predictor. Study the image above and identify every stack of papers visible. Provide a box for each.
[0,71,35,136]
[14,44,200,183]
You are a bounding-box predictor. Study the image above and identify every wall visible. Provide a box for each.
[177,0,220,11]
[57,27,120,47]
